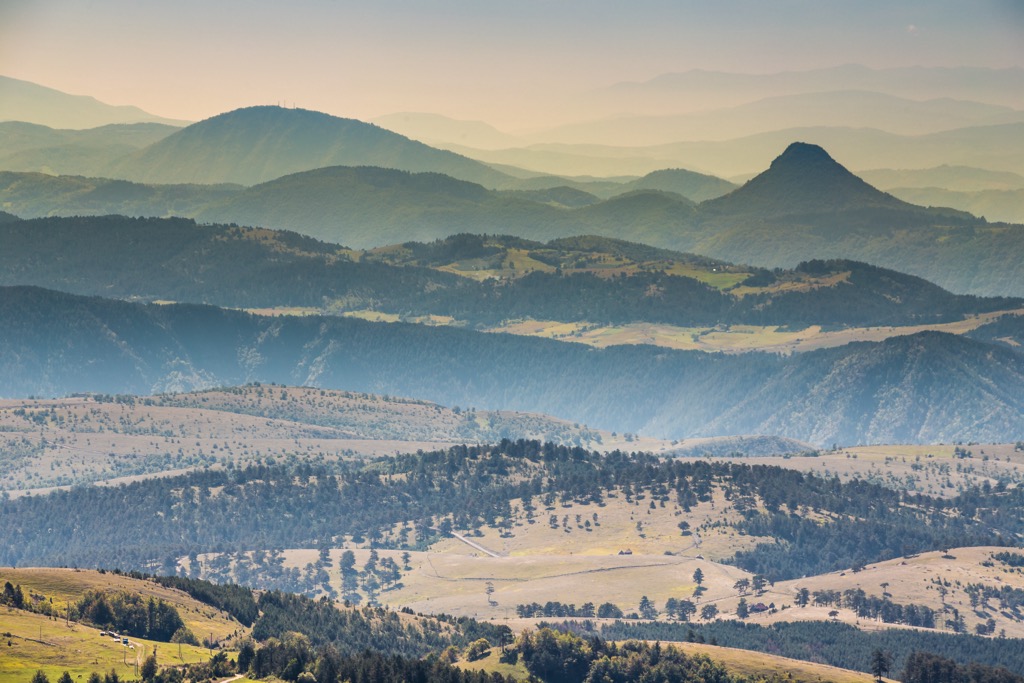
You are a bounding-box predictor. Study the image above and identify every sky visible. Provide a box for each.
[1,0,1023,128]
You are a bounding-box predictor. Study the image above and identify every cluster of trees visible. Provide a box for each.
[794,587,937,627]
[516,601,605,618]
[74,590,191,643]
[518,628,735,683]
[1,580,25,608]
[338,548,403,605]
[242,637,513,683]
[992,551,1024,568]
[251,590,510,660]
[965,582,1024,615]
[902,651,1024,683]
[148,573,258,626]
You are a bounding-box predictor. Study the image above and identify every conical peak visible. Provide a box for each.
[770,142,839,169]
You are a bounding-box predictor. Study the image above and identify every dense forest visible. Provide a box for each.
[4,286,1024,444]
[0,441,1016,581]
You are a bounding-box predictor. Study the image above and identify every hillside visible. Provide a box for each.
[0,121,179,177]
[5,217,1015,334]
[3,287,1024,444]
[107,105,517,188]
[0,171,240,218]
[885,186,1024,225]
[682,143,1024,297]
[622,167,737,201]
[0,385,647,493]
[700,142,960,220]
[194,165,563,245]
[0,567,519,683]
[7,441,1024,641]
[0,567,246,682]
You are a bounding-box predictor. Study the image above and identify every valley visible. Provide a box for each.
[3,32,1024,683]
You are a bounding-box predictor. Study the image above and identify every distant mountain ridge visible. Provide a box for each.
[450,122,1024,179]
[593,65,1024,114]
[107,105,517,187]
[533,90,1024,146]
[1,139,1022,296]
[0,120,180,177]
[0,75,188,129]
[2,286,1024,445]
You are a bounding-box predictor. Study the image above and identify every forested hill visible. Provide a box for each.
[1,216,1016,329]
[0,440,1017,578]
[3,286,1024,444]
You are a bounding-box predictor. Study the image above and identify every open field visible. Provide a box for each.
[488,308,1024,354]
[667,642,890,683]
[203,488,769,620]
[762,547,1024,639]
[716,442,1024,498]
[454,647,531,680]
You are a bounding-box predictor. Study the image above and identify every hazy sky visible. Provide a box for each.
[2,0,1022,128]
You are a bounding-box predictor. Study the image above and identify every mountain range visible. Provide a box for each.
[4,121,1019,297]
[2,285,1023,446]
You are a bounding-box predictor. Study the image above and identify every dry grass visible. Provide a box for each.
[758,547,1024,638]
[668,642,888,683]
[485,308,1024,355]
[251,489,767,621]
[718,443,1024,498]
